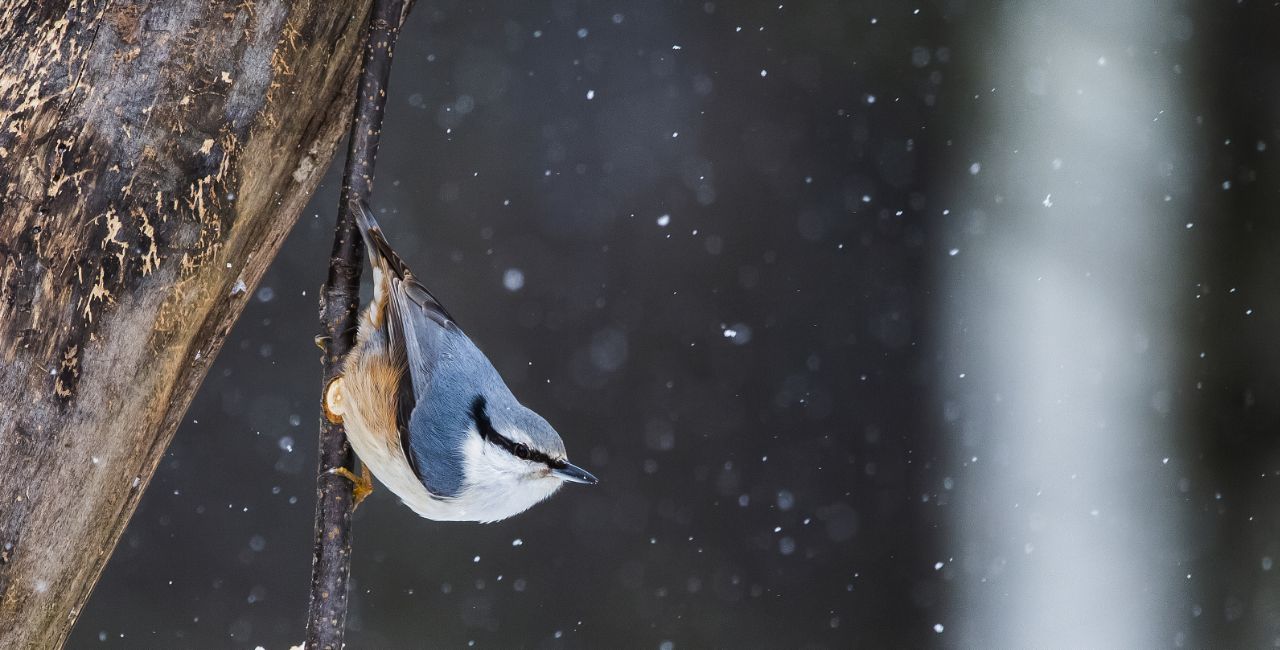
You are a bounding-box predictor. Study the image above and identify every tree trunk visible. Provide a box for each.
[0,0,373,646]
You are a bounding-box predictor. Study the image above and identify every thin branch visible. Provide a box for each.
[305,0,406,647]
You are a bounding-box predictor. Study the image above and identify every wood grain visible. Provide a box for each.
[0,0,374,645]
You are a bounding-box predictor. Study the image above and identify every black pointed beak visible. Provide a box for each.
[552,461,598,485]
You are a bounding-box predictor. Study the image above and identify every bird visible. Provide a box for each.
[323,199,597,523]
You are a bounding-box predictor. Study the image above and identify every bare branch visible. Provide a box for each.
[306,0,407,647]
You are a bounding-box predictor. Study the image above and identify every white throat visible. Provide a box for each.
[447,433,564,523]
[342,403,562,523]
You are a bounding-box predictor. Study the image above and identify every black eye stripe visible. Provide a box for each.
[471,397,559,467]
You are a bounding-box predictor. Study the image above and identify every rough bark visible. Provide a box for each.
[0,0,375,646]
[306,0,405,646]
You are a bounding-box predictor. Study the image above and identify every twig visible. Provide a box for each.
[305,0,406,647]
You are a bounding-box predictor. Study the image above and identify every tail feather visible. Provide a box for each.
[349,199,455,327]
[351,199,411,281]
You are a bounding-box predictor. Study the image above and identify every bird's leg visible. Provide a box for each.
[323,376,345,424]
[330,463,374,507]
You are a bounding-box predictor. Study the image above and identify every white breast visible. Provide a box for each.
[341,404,463,520]
[344,407,564,522]
[452,433,565,523]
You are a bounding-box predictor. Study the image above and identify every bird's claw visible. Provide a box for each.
[330,464,373,508]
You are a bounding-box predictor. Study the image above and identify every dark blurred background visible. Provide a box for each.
[71,0,1280,648]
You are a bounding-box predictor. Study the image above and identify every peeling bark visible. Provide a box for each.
[0,0,375,646]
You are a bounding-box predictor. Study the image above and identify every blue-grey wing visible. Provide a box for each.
[389,284,481,497]
[387,274,452,396]
[351,198,455,382]
[352,200,464,491]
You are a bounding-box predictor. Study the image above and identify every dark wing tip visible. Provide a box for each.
[357,200,459,325]
[348,198,417,284]
[397,275,455,326]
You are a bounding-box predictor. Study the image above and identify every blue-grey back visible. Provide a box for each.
[407,326,501,498]
[406,324,567,497]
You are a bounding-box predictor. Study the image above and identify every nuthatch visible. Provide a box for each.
[324,200,596,523]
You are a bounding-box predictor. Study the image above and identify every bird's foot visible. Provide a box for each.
[330,464,373,508]
[323,376,345,424]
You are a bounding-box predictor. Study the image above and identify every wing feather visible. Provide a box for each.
[351,200,458,478]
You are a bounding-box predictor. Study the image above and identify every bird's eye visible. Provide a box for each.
[472,398,544,463]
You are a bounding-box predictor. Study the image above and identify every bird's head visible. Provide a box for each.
[452,395,596,522]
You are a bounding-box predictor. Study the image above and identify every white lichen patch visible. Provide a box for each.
[292,155,314,183]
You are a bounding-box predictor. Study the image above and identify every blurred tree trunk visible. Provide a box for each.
[0,0,373,646]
